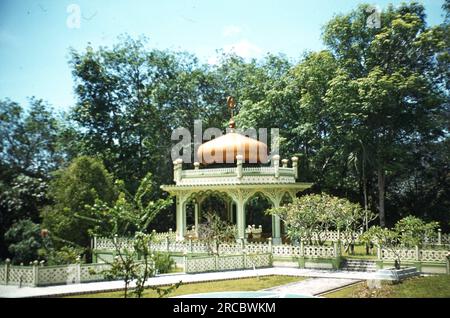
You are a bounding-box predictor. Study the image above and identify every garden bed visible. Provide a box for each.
[374,267,418,281]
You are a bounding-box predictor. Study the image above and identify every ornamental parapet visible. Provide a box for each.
[171,156,299,186]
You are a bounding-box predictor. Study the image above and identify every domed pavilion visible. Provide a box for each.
[161,97,313,244]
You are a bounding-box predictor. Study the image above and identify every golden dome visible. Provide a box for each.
[197,132,268,164]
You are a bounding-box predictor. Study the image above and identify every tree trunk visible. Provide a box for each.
[377,167,386,227]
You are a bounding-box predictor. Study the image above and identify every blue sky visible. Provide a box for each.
[0,0,446,111]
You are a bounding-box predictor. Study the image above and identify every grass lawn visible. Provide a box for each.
[342,243,377,260]
[324,275,450,298]
[67,275,305,298]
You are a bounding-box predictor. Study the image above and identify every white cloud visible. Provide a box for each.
[207,55,220,65]
[223,39,262,59]
[222,25,242,37]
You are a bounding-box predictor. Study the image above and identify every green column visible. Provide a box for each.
[194,201,199,236]
[176,196,186,241]
[226,199,233,222]
[271,200,281,245]
[236,199,246,241]
[231,202,235,223]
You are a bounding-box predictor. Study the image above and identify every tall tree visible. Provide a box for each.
[0,98,63,179]
[41,156,117,248]
[69,37,226,192]
[322,2,449,226]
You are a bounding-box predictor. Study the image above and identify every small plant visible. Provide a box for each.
[361,216,439,269]
[197,212,236,255]
[153,252,175,274]
[267,193,373,251]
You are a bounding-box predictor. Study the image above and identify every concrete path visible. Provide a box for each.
[0,267,376,298]
[263,277,360,296]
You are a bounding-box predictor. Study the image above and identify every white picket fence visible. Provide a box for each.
[184,253,272,274]
[424,231,450,245]
[94,236,340,259]
[0,261,111,287]
[380,247,450,262]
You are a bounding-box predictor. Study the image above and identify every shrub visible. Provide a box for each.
[5,219,42,264]
[153,252,175,273]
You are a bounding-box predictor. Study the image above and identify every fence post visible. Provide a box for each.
[93,235,97,250]
[438,229,442,246]
[377,245,382,260]
[183,252,188,273]
[240,238,245,254]
[446,253,450,275]
[300,240,304,257]
[76,256,81,284]
[5,258,10,285]
[32,260,38,287]
[415,245,421,261]
[268,238,273,254]
[166,235,170,253]
[333,241,339,258]
[189,238,193,254]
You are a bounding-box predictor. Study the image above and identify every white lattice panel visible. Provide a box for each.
[218,255,244,271]
[246,254,271,268]
[273,244,295,256]
[153,232,176,242]
[218,243,242,254]
[168,242,188,253]
[38,265,78,285]
[381,248,417,260]
[191,242,209,253]
[185,257,216,273]
[304,246,334,258]
[443,234,450,244]
[245,242,270,254]
[9,267,34,286]
[420,249,449,262]
[80,264,111,282]
[150,242,168,252]
[95,237,115,249]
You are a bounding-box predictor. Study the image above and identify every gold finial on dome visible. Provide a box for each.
[227,96,236,129]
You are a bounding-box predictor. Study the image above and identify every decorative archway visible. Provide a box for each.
[245,192,273,241]
[162,181,310,244]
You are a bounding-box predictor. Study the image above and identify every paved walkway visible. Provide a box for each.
[0,267,376,298]
[263,277,360,296]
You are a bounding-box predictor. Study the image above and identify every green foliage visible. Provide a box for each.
[5,219,42,264]
[0,98,63,177]
[361,215,440,267]
[0,97,64,258]
[197,212,237,255]
[394,216,439,248]
[0,175,49,258]
[41,246,85,266]
[69,37,225,192]
[1,1,450,261]
[86,173,173,298]
[86,172,172,237]
[153,252,175,274]
[268,193,368,246]
[41,156,117,248]
[98,232,181,298]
